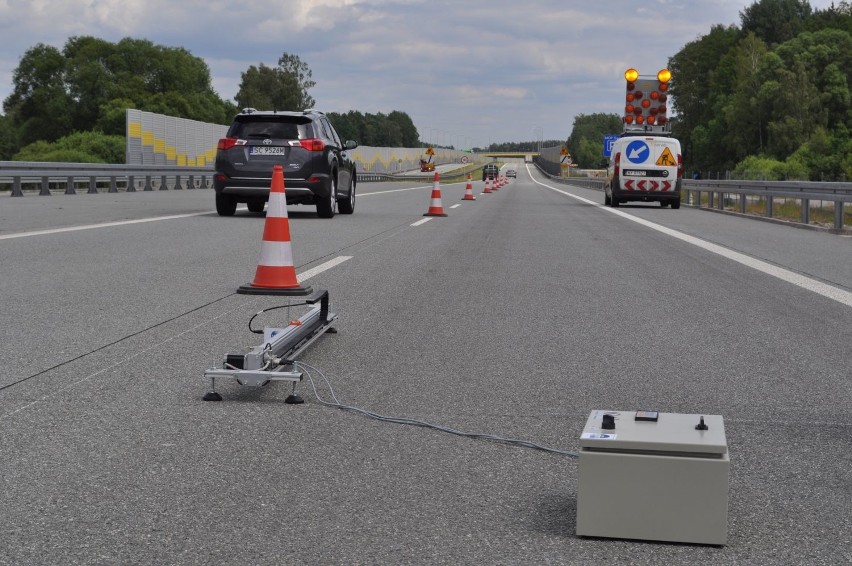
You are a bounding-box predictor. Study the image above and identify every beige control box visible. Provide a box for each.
[576,410,729,545]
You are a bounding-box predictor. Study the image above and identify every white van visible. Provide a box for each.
[605,135,682,208]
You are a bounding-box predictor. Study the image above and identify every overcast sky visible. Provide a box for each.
[0,0,838,148]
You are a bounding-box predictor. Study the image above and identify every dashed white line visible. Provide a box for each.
[299,256,352,280]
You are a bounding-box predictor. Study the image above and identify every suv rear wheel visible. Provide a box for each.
[317,175,337,218]
[339,176,355,214]
[216,193,237,216]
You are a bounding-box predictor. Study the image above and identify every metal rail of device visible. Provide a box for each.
[203,290,337,403]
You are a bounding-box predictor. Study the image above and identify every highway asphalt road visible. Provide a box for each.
[1,165,850,564]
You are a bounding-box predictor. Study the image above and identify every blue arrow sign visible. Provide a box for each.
[603,134,619,158]
[625,140,650,164]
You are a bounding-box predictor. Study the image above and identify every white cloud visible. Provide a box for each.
[0,0,844,146]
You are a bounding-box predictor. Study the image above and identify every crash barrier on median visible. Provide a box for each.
[0,161,213,196]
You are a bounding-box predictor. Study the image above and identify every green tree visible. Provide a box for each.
[3,43,73,144]
[13,131,125,163]
[740,0,813,46]
[566,113,622,168]
[235,52,315,111]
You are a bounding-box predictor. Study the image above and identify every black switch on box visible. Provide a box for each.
[602,414,615,430]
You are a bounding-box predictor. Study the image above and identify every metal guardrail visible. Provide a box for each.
[0,162,466,191]
[0,161,214,195]
[533,159,851,232]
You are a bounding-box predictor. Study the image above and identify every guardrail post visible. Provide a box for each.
[708,191,714,208]
[127,175,136,192]
[160,175,168,190]
[40,177,50,196]
[801,198,809,224]
[835,200,844,231]
[108,176,118,193]
[766,195,773,219]
[188,174,195,189]
[88,176,98,194]
[174,175,183,190]
[11,176,23,196]
[740,194,747,214]
[718,192,725,210]
[144,175,153,191]
[66,176,76,195]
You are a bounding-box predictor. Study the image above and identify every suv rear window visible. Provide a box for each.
[228,117,312,140]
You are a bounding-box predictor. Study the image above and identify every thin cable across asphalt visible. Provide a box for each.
[294,361,579,458]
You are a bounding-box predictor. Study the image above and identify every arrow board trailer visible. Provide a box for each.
[203,290,337,403]
[605,135,682,209]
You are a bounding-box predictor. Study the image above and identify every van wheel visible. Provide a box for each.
[216,193,237,216]
[672,199,681,209]
[611,197,620,208]
[604,192,611,206]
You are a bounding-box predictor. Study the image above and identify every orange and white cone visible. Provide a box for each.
[492,176,500,191]
[461,173,476,201]
[424,172,448,217]
[482,177,492,194]
[237,165,313,296]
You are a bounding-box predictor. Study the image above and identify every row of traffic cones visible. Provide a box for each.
[425,171,512,216]
[237,165,513,295]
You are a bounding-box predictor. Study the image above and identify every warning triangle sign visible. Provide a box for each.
[656,147,677,167]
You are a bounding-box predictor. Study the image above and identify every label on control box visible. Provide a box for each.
[582,433,617,440]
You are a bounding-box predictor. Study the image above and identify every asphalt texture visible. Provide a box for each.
[1,167,850,565]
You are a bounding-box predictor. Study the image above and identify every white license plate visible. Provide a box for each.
[249,146,286,156]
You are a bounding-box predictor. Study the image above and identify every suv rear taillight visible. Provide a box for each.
[217,137,245,151]
[613,152,621,176]
[299,138,326,151]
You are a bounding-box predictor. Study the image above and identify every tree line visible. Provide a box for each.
[561,0,850,180]
[668,0,851,180]
[0,38,423,162]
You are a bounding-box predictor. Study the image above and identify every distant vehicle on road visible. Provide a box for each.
[506,169,517,178]
[482,163,499,181]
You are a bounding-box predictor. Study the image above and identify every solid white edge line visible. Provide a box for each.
[0,211,212,240]
[411,218,432,226]
[526,164,852,308]
[298,256,352,281]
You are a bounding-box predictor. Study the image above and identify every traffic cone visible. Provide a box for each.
[482,177,492,194]
[461,173,476,201]
[491,176,500,191]
[424,172,448,217]
[237,165,313,296]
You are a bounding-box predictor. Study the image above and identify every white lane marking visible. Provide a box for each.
[1,181,456,240]
[358,181,462,197]
[450,204,461,209]
[411,218,432,227]
[0,211,212,240]
[527,165,852,308]
[299,256,352,281]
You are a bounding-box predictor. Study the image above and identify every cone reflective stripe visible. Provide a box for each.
[462,173,476,201]
[482,177,492,194]
[424,172,448,217]
[238,165,313,296]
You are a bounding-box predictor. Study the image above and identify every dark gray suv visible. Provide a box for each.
[214,109,358,218]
